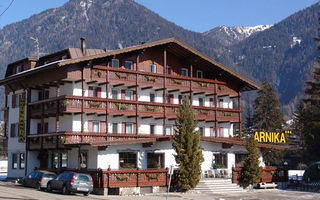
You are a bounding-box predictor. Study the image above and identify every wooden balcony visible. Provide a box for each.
[27,132,170,150]
[91,66,238,95]
[28,96,239,122]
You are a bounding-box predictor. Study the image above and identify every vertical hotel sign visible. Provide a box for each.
[18,97,25,143]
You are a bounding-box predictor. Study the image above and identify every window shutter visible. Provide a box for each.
[210,98,214,107]
[44,123,49,133]
[169,94,174,104]
[122,122,126,134]
[133,123,137,134]
[100,121,106,133]
[37,123,42,134]
[178,95,182,104]
[121,90,125,100]
[88,86,93,97]
[88,121,93,132]
[45,91,49,99]
[38,92,42,101]
[133,90,137,101]
[219,99,224,108]
[219,127,224,137]
[97,87,102,98]
[10,124,15,137]
[210,127,214,137]
[12,94,16,108]
[133,63,136,71]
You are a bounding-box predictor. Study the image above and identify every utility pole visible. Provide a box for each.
[30,37,40,59]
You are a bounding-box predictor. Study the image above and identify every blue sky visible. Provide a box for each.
[0,0,318,32]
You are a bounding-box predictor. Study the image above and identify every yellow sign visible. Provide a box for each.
[254,130,292,144]
[18,97,25,143]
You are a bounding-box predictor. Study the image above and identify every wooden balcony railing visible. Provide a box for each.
[91,66,238,95]
[27,132,170,150]
[28,96,241,122]
[103,168,169,188]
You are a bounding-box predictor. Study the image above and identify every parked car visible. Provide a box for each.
[20,170,56,190]
[47,172,93,196]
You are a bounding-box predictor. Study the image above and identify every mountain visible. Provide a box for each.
[0,0,319,119]
[203,25,272,46]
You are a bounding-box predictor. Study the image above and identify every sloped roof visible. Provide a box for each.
[59,38,260,90]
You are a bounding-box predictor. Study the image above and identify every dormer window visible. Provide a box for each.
[197,70,203,78]
[112,59,119,68]
[61,55,68,60]
[125,61,133,70]
[16,66,21,74]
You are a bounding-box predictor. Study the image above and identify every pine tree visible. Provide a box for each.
[253,80,284,131]
[253,80,285,165]
[172,96,204,191]
[242,103,254,138]
[242,136,261,187]
[302,67,320,162]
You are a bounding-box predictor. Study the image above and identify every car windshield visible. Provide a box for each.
[43,173,56,178]
[77,175,90,182]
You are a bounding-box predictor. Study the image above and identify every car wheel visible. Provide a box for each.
[47,183,52,192]
[83,192,89,196]
[36,183,41,190]
[22,180,26,187]
[62,185,69,195]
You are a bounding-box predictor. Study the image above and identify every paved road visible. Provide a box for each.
[0,182,320,200]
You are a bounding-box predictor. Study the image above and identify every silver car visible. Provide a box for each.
[20,170,56,190]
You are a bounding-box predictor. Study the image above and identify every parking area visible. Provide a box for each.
[1,181,320,200]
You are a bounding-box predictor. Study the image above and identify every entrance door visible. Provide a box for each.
[39,151,48,168]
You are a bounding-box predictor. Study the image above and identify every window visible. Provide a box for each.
[166,125,173,135]
[52,153,59,169]
[150,64,157,73]
[197,70,203,78]
[112,123,118,133]
[125,123,133,134]
[199,97,204,106]
[61,55,68,60]
[147,153,164,168]
[80,151,88,169]
[112,89,118,99]
[213,153,228,168]
[125,90,133,101]
[93,122,100,133]
[10,123,19,138]
[235,154,247,167]
[167,66,172,75]
[12,154,18,169]
[111,59,119,68]
[89,86,101,98]
[119,152,137,169]
[93,87,98,98]
[19,153,25,169]
[150,93,155,102]
[61,152,68,168]
[199,127,204,136]
[150,125,155,135]
[16,66,21,73]
[125,61,133,70]
[181,68,188,77]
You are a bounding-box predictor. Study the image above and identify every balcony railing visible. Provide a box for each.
[91,66,238,95]
[29,96,240,122]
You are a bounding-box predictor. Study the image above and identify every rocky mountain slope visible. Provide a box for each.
[203,25,272,46]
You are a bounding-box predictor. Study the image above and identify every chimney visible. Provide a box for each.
[81,37,86,55]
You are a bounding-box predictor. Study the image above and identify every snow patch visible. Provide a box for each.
[291,37,301,48]
[80,0,93,21]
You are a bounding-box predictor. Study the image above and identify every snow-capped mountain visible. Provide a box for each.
[203,25,272,46]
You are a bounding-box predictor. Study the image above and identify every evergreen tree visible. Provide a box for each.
[172,96,204,191]
[242,103,254,138]
[242,136,261,187]
[302,67,320,162]
[253,80,285,165]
